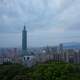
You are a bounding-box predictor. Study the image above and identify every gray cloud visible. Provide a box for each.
[0,0,74,32]
[0,0,80,47]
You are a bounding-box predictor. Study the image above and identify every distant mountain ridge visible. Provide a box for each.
[63,42,80,49]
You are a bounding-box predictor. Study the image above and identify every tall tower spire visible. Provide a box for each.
[22,25,27,55]
[24,25,26,30]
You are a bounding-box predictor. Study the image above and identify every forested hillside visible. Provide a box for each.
[0,62,80,80]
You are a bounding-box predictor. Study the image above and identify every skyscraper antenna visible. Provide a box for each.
[24,25,26,30]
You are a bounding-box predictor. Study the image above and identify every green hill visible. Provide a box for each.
[0,62,80,80]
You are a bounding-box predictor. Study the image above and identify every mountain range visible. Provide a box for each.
[63,42,80,49]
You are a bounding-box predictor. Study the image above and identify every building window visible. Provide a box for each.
[24,57,25,60]
[27,57,30,60]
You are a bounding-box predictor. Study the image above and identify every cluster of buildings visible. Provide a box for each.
[0,26,80,67]
[0,48,21,64]
[20,26,80,67]
[36,44,80,64]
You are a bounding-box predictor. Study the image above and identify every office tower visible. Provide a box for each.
[22,26,27,56]
[22,26,36,67]
[59,43,64,61]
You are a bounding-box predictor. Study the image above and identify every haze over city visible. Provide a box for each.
[0,0,80,48]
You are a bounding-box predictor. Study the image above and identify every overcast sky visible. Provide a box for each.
[0,0,80,48]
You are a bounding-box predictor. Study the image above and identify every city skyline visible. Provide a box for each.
[0,0,80,47]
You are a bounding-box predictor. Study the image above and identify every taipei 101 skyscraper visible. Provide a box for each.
[22,26,27,56]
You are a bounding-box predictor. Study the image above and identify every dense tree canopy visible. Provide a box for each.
[0,62,80,80]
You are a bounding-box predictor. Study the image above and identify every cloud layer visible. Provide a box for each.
[0,0,80,47]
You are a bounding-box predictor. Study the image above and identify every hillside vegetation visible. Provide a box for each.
[0,62,80,80]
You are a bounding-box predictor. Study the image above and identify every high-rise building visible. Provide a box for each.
[22,26,27,56]
[59,44,63,54]
[22,26,36,67]
[59,43,64,61]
